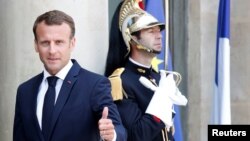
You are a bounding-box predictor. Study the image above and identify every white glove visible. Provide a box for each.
[159,70,188,106]
[140,70,188,106]
[139,70,188,128]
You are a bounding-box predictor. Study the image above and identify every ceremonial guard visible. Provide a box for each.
[105,0,188,141]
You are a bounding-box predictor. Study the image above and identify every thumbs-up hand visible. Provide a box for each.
[98,107,115,141]
[102,107,109,119]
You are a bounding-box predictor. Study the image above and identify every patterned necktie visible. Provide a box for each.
[42,76,58,141]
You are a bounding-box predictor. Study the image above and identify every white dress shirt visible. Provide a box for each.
[36,61,73,129]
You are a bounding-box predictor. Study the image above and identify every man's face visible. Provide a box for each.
[34,21,75,75]
[137,26,163,52]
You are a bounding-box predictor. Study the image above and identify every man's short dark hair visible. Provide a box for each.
[33,10,75,41]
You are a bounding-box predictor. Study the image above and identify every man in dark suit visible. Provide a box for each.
[13,10,127,141]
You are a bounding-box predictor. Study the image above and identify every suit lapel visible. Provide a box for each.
[31,73,46,141]
[49,60,81,139]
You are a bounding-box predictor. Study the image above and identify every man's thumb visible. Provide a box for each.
[102,107,108,119]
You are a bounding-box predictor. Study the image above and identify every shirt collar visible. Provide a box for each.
[43,60,73,80]
[126,58,154,77]
[129,57,151,68]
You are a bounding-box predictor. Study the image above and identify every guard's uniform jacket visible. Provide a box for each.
[109,60,175,141]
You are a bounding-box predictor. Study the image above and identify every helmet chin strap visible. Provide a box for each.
[137,44,161,54]
[130,36,161,54]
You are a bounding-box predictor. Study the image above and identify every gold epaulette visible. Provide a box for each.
[108,68,125,101]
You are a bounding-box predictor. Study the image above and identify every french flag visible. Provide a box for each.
[212,0,231,125]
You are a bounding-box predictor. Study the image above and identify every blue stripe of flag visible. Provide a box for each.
[215,0,230,85]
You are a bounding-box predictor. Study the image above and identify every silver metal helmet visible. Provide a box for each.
[119,0,165,55]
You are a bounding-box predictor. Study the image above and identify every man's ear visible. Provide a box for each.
[70,37,76,51]
[131,34,138,41]
[131,34,142,49]
[34,40,38,52]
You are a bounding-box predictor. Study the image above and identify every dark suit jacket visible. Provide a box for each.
[13,60,127,141]
[114,60,174,141]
